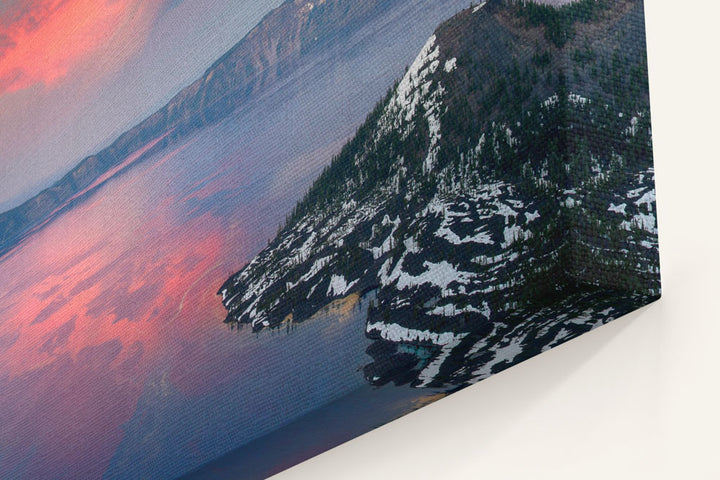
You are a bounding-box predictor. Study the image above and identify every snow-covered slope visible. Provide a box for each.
[219,0,659,387]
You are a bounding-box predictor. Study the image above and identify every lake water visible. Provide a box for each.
[0,2,470,478]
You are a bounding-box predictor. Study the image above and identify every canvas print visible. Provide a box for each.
[0,0,659,478]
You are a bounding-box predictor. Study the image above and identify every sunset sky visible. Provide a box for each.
[0,0,282,211]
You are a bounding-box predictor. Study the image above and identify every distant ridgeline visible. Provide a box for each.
[221,0,659,387]
[0,0,394,258]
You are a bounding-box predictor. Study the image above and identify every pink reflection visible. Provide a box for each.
[0,133,256,477]
[0,0,160,95]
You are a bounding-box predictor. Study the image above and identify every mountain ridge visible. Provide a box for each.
[0,0,397,257]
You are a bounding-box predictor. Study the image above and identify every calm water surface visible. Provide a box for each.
[0,109,376,479]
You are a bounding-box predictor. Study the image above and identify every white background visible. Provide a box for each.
[274,1,720,478]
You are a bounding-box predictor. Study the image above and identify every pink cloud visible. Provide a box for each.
[0,0,161,95]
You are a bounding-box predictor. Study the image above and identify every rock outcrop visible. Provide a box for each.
[220,0,660,387]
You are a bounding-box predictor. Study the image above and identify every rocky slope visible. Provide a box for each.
[0,0,397,257]
[219,0,659,387]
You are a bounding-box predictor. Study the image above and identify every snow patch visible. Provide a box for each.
[502,225,526,248]
[286,255,333,290]
[608,203,627,215]
[326,275,357,297]
[417,337,464,387]
[444,58,457,73]
[367,321,467,346]
[635,190,655,212]
[473,1,487,13]
[525,210,540,223]
[390,260,476,293]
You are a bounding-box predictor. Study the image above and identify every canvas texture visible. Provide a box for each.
[0,1,659,478]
